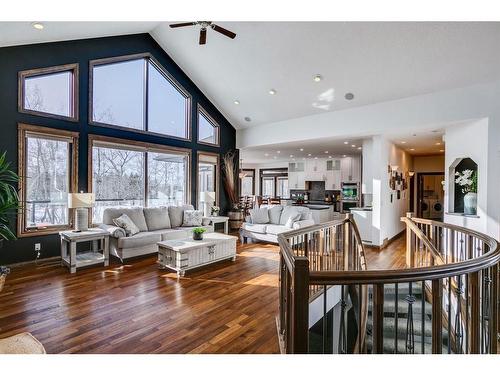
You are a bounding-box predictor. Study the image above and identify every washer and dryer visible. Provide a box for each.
[429,198,443,219]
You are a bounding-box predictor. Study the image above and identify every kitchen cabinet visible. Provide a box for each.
[325,169,341,190]
[341,156,361,183]
[305,159,326,181]
[288,171,306,190]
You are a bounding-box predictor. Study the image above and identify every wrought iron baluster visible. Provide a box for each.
[421,280,425,354]
[482,268,491,353]
[405,282,415,354]
[323,285,327,354]
[454,275,464,353]
[448,277,452,354]
[339,285,347,354]
[394,283,399,354]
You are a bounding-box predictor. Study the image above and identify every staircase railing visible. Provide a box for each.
[277,212,500,354]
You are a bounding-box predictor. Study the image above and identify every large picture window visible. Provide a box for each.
[197,105,220,146]
[89,136,190,223]
[18,124,78,236]
[90,54,191,140]
[18,63,79,121]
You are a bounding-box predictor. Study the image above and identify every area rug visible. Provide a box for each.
[0,332,46,354]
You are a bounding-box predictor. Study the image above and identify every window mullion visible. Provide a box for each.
[144,58,149,132]
[144,151,148,207]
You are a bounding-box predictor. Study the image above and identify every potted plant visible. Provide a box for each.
[210,205,220,217]
[222,151,244,229]
[0,151,19,292]
[455,169,477,215]
[192,227,206,241]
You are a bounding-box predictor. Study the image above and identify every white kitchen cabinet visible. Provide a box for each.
[325,169,341,190]
[341,156,361,183]
[305,159,326,181]
[288,171,306,189]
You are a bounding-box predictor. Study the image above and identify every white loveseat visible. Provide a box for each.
[240,205,315,244]
[99,205,213,261]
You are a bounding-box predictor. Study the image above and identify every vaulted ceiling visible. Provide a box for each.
[2,22,500,132]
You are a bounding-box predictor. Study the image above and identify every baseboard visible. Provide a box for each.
[368,229,405,250]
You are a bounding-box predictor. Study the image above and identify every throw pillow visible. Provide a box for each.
[279,206,300,225]
[113,214,140,236]
[285,213,302,229]
[249,207,270,224]
[182,210,203,227]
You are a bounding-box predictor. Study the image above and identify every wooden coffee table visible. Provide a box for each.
[157,232,237,276]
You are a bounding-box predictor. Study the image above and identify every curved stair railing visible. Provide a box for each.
[277,213,499,354]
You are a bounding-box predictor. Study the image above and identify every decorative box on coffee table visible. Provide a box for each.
[157,232,237,277]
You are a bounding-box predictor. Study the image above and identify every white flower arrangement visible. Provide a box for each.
[455,169,477,194]
[210,205,220,216]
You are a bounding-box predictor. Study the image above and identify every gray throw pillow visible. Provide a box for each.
[168,205,194,228]
[144,206,171,230]
[182,210,203,227]
[113,214,140,236]
[249,207,270,224]
[285,213,302,229]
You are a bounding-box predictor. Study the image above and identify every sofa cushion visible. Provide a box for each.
[242,222,267,234]
[295,206,312,220]
[113,214,140,236]
[102,207,148,232]
[279,206,301,225]
[249,207,269,224]
[268,205,283,225]
[182,210,203,227]
[168,204,194,228]
[265,224,291,236]
[150,229,187,241]
[143,206,171,231]
[118,232,162,249]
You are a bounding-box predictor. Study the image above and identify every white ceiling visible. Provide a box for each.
[2,22,500,133]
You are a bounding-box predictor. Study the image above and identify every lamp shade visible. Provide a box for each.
[199,191,215,203]
[68,193,95,208]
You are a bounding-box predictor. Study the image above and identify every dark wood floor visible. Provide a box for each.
[0,237,406,354]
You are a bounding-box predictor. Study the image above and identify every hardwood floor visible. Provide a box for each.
[0,238,406,354]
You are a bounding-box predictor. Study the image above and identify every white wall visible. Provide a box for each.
[443,119,490,234]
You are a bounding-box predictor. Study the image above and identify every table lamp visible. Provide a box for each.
[199,191,215,217]
[68,192,95,232]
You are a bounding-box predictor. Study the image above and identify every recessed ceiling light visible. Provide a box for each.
[234,100,240,105]
[345,93,354,100]
[324,151,329,154]
[273,156,277,159]
[313,74,322,82]
[264,153,269,157]
[302,157,306,160]
[343,141,349,145]
[410,148,415,151]
[328,155,332,159]
[401,141,407,144]
[343,155,347,158]
[351,144,356,148]
[269,89,276,95]
[31,22,44,30]
[299,148,304,152]
[358,147,362,150]
[244,117,251,122]
[435,142,441,145]
[289,155,294,158]
[314,157,318,160]
[308,153,312,157]
[440,149,444,152]
[276,150,281,154]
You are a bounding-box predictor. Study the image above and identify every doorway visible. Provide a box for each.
[416,172,445,220]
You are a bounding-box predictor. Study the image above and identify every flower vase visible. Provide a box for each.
[464,192,477,215]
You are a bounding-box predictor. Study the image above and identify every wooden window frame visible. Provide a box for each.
[17,123,79,237]
[196,151,220,210]
[88,135,192,223]
[88,53,192,142]
[18,63,79,122]
[197,104,220,147]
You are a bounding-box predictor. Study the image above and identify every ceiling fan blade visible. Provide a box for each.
[211,24,236,39]
[199,28,207,45]
[169,22,197,28]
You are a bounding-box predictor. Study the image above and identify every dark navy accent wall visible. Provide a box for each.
[0,33,237,265]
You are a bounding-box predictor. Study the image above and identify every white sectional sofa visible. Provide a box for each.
[99,205,213,261]
[240,205,315,244]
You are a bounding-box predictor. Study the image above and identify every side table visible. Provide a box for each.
[204,216,230,234]
[60,229,110,273]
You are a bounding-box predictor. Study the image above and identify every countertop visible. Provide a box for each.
[350,207,373,212]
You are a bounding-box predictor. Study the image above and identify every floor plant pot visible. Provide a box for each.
[228,210,244,230]
[464,192,477,215]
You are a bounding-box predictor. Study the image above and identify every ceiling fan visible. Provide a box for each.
[169,21,236,45]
